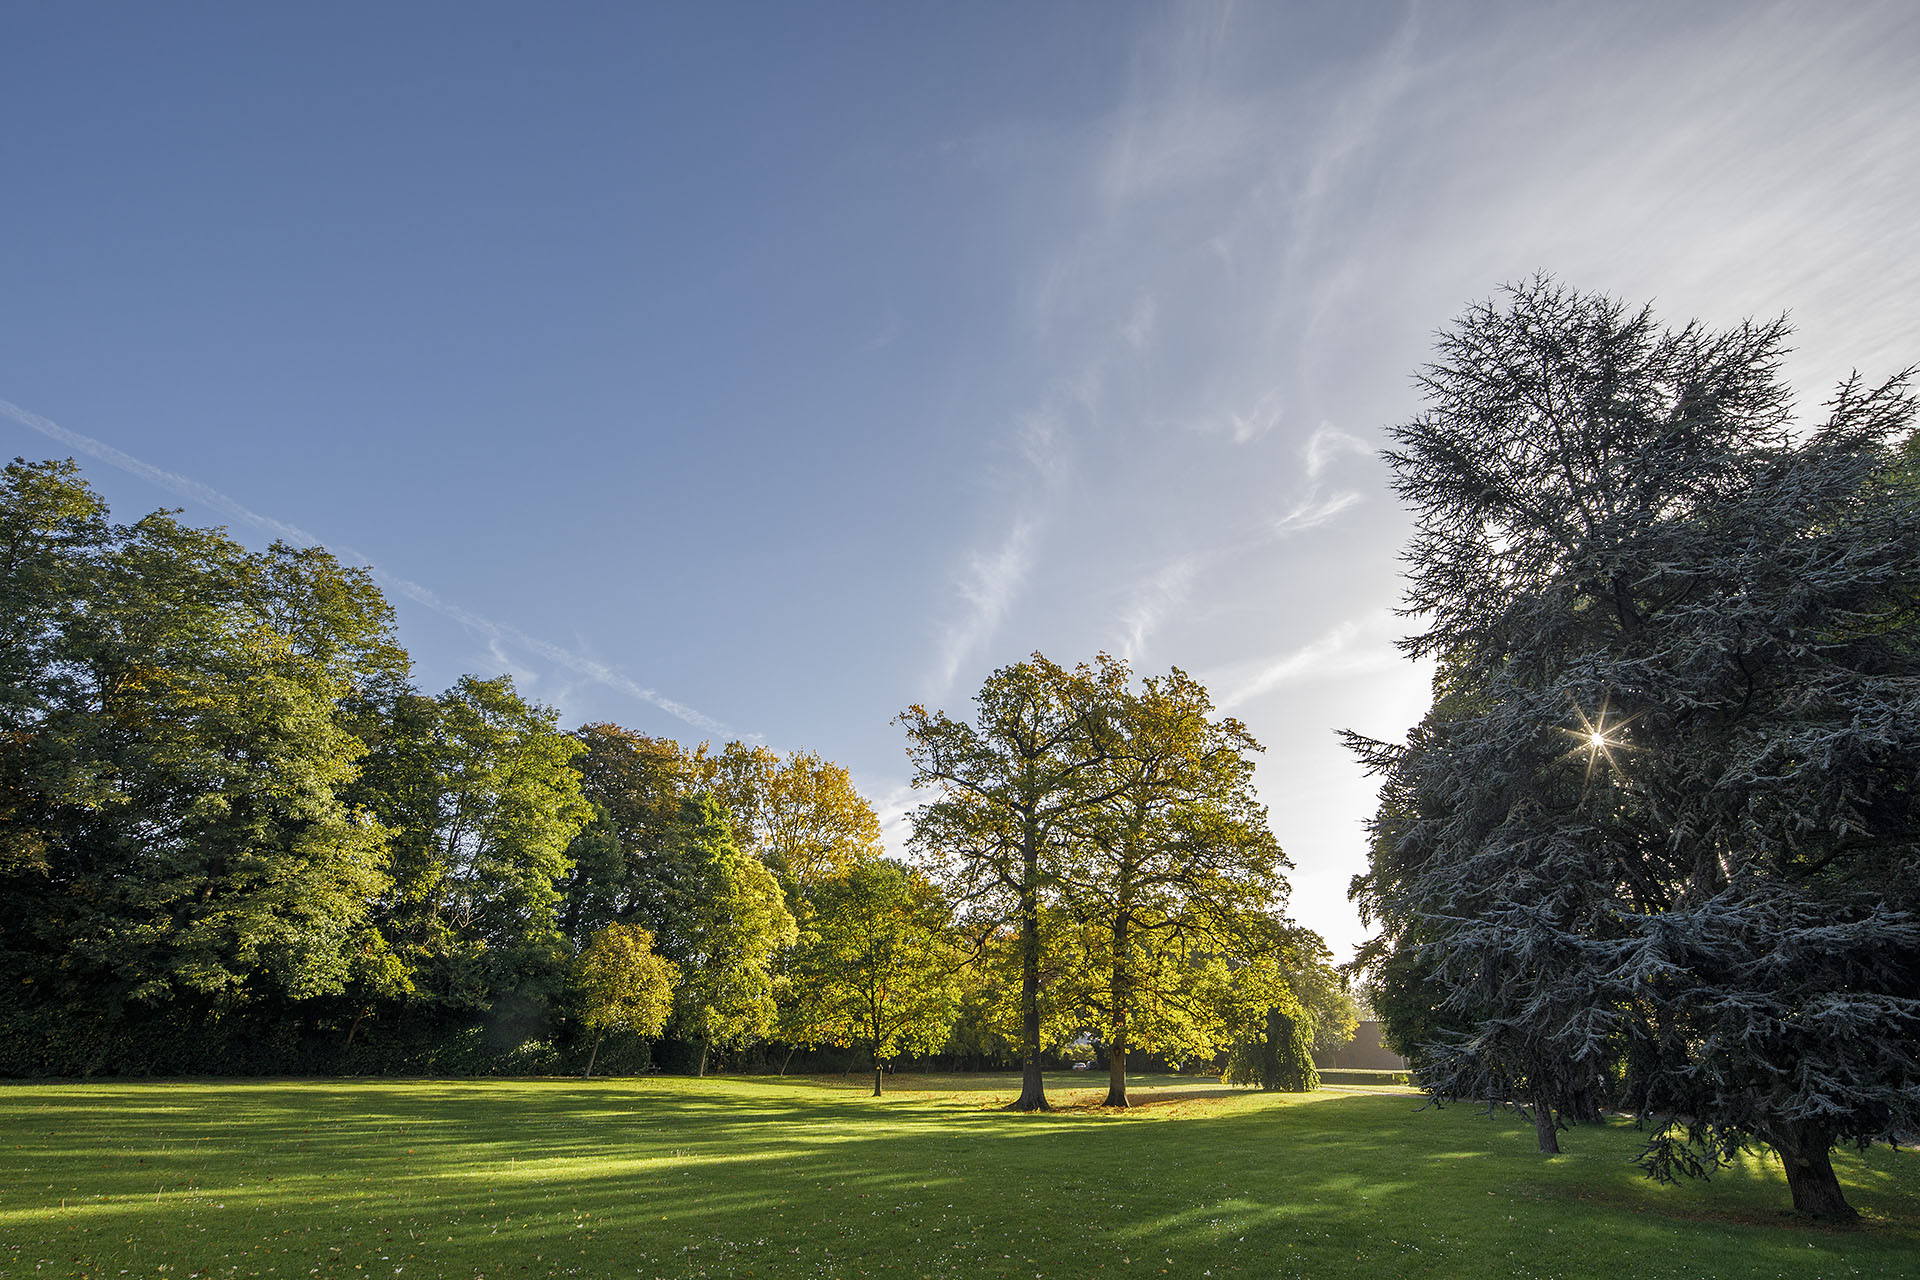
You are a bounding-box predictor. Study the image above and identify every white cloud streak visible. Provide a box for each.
[930,516,1038,695]
[1115,554,1199,663]
[1304,424,1375,479]
[1113,422,1374,659]
[1,397,740,739]
[926,368,1098,696]
[1209,613,1405,712]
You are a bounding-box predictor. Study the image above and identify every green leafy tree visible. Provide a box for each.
[688,741,779,857]
[574,922,678,1077]
[0,458,110,879]
[787,860,960,1095]
[1,463,406,1067]
[1054,665,1289,1107]
[1288,942,1360,1060]
[648,794,797,1075]
[900,654,1128,1111]
[351,676,590,1047]
[1221,922,1348,1092]
[1223,995,1318,1092]
[558,723,691,946]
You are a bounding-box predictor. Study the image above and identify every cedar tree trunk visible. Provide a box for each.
[1530,1088,1560,1154]
[1773,1122,1857,1221]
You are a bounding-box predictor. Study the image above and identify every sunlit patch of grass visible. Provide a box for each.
[1,1075,1915,1279]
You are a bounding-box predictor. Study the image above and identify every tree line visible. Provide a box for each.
[0,459,1346,1095]
[1350,278,1920,1220]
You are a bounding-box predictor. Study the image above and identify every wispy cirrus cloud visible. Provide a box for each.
[1110,422,1375,661]
[1115,554,1200,663]
[1209,612,1404,712]
[929,515,1040,695]
[925,360,1100,696]
[1305,424,1374,478]
[1,398,742,739]
[1271,488,1363,536]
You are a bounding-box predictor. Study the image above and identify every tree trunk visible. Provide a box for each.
[697,1037,709,1078]
[343,1011,367,1049]
[1773,1123,1857,1221]
[1105,1043,1129,1108]
[1531,1089,1560,1154]
[780,1044,796,1076]
[873,1061,884,1097]
[583,1031,601,1079]
[1009,828,1049,1112]
[1103,912,1131,1108]
[1566,1080,1604,1126]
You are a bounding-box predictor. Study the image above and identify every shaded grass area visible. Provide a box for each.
[2,1074,1916,1279]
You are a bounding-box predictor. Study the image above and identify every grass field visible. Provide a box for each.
[3,1073,1916,1280]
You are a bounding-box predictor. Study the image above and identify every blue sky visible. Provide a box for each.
[5,1,1917,961]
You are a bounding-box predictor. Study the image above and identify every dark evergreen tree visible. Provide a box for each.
[1351,279,1920,1216]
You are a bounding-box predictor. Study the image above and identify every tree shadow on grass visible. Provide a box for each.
[3,1080,1917,1280]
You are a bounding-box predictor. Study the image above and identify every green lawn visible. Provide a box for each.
[3,1073,1916,1280]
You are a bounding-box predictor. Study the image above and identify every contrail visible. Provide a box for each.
[1,397,740,739]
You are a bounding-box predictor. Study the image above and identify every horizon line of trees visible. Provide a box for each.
[0,458,1348,1094]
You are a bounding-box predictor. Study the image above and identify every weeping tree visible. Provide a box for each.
[1223,1000,1318,1093]
[1219,920,1338,1094]
[1353,277,1920,1217]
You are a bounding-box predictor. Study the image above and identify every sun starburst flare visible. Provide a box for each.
[1557,697,1642,793]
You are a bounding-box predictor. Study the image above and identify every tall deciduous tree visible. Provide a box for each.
[901,654,1127,1111]
[1054,666,1290,1107]
[651,794,797,1075]
[1353,278,1920,1216]
[0,459,110,879]
[558,723,690,945]
[759,751,886,892]
[1,462,406,1063]
[351,676,591,1040]
[691,742,885,893]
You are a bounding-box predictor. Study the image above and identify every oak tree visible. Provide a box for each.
[900,654,1127,1110]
